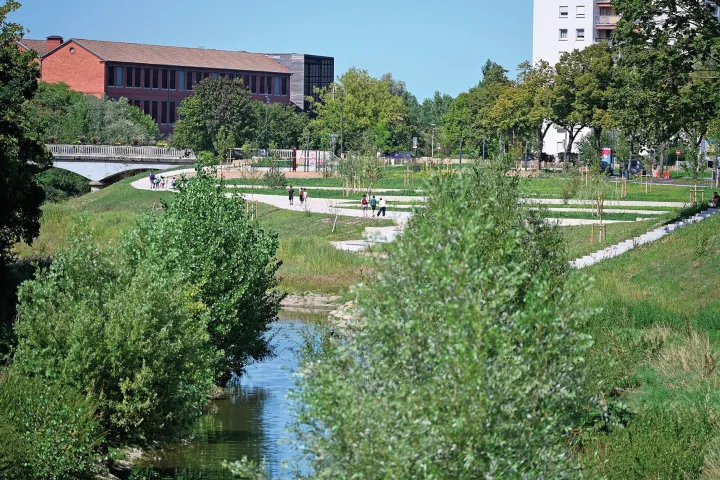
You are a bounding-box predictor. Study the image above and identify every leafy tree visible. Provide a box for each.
[122,169,283,383]
[0,374,105,479]
[292,161,593,478]
[36,167,91,202]
[419,91,454,127]
[253,101,308,149]
[13,228,219,443]
[24,82,159,144]
[0,1,53,267]
[308,68,409,154]
[173,77,257,153]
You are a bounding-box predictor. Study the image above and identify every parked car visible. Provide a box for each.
[623,159,646,175]
[600,160,613,175]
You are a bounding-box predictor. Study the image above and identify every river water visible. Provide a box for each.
[128,319,310,479]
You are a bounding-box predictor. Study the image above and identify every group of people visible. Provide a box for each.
[149,172,176,190]
[288,186,309,206]
[361,195,387,217]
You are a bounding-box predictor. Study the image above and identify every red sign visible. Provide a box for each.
[676,150,681,156]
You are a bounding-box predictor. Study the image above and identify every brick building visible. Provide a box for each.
[17,36,294,134]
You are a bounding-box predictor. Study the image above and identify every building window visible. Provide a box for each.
[161,70,168,90]
[559,6,568,17]
[152,70,159,89]
[259,76,265,94]
[212,72,218,79]
[576,5,585,18]
[559,51,567,59]
[134,68,141,88]
[252,75,257,93]
[196,71,202,85]
[144,68,150,88]
[186,71,193,90]
[179,71,185,91]
[559,29,568,40]
[134,99,141,108]
[577,28,585,40]
[169,101,176,124]
[126,67,133,88]
[151,100,158,121]
[281,77,288,96]
[170,70,176,90]
[244,75,250,89]
[557,141,565,153]
[274,77,280,95]
[203,72,209,79]
[108,66,115,87]
[116,67,123,87]
[144,100,150,115]
[161,101,168,124]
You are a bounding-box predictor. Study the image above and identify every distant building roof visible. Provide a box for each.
[55,38,292,74]
[15,38,50,56]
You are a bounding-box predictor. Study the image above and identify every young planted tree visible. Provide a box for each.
[292,161,593,478]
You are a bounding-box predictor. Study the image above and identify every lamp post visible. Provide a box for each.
[329,133,339,176]
[431,124,436,158]
[264,95,270,155]
[340,87,345,156]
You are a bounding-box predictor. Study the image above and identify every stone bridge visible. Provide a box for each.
[48,144,196,184]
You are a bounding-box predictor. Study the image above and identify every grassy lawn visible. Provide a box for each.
[15,175,393,296]
[564,217,673,259]
[575,210,720,476]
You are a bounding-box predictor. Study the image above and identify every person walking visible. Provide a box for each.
[299,188,305,206]
[303,188,308,204]
[377,197,387,217]
[370,195,377,215]
[361,195,368,217]
[149,172,156,189]
[288,185,295,206]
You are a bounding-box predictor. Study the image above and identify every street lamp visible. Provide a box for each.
[264,95,270,155]
[431,124,436,158]
[340,86,345,156]
[329,134,339,175]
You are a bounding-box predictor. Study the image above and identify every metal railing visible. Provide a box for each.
[47,144,195,158]
[596,14,620,25]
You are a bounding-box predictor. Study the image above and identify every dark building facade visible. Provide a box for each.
[266,54,334,111]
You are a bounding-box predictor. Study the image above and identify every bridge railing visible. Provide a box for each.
[47,144,195,158]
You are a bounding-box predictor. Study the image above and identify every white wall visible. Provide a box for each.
[533,0,595,157]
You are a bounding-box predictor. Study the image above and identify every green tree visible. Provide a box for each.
[173,77,257,153]
[253,101,308,149]
[308,68,409,154]
[0,1,53,266]
[13,228,219,443]
[123,169,283,384]
[36,167,91,202]
[292,161,593,478]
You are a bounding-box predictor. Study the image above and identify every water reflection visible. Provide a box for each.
[129,320,308,479]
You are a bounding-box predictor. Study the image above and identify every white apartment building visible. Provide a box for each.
[532,0,619,157]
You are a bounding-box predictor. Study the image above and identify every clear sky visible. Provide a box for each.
[11,0,533,101]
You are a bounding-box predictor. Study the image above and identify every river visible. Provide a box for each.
[127,319,311,479]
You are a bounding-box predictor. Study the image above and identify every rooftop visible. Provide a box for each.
[41,38,292,74]
[15,38,51,56]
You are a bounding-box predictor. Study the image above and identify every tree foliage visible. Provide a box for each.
[123,169,283,383]
[173,77,257,153]
[293,161,593,478]
[36,167,91,202]
[25,82,159,144]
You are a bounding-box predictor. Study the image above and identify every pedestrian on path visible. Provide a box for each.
[149,172,156,189]
[303,188,308,204]
[299,188,305,206]
[377,198,387,217]
[370,195,377,215]
[288,185,295,206]
[361,195,368,217]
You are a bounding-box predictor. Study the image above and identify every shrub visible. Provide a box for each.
[13,229,219,443]
[0,374,105,479]
[36,167,91,203]
[292,161,592,478]
[122,167,283,384]
[262,160,287,188]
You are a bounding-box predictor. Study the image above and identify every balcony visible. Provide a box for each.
[596,15,620,29]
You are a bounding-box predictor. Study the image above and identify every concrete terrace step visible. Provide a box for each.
[571,208,720,269]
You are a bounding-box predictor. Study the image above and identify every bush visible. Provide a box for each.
[37,167,91,203]
[122,168,283,384]
[292,161,592,478]
[262,161,287,189]
[13,228,219,444]
[0,374,105,479]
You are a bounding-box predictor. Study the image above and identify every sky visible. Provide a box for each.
[11,0,534,101]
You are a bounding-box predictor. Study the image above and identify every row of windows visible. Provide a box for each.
[559,28,585,40]
[559,5,585,18]
[127,99,177,125]
[108,66,289,96]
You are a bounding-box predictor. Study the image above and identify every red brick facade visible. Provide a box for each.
[33,37,293,135]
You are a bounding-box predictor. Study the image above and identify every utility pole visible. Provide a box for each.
[264,95,270,155]
[340,88,345,156]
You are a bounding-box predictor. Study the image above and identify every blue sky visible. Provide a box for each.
[12,0,533,101]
